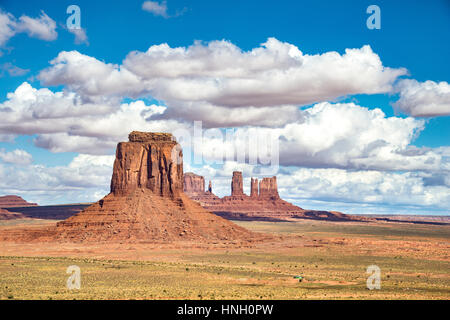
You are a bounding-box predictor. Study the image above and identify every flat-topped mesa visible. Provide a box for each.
[231,171,244,196]
[184,172,205,195]
[250,178,259,198]
[128,131,175,143]
[258,177,279,199]
[0,195,37,208]
[110,131,183,197]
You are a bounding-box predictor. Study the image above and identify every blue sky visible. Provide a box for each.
[0,0,449,215]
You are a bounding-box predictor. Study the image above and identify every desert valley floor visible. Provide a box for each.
[0,217,448,300]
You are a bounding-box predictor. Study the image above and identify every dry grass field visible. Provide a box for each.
[0,218,448,300]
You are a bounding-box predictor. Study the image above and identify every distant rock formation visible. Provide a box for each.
[259,177,279,199]
[184,172,221,204]
[250,178,258,198]
[184,171,364,222]
[47,131,260,242]
[208,181,212,193]
[0,208,24,220]
[184,172,205,195]
[0,195,37,208]
[231,171,244,196]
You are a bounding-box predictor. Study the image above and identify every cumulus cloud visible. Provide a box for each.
[191,102,447,172]
[1,82,448,174]
[38,51,143,101]
[0,82,180,154]
[38,39,407,127]
[124,40,406,107]
[0,154,114,204]
[0,149,33,165]
[394,79,450,117]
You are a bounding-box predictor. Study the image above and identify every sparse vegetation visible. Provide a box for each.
[0,219,448,299]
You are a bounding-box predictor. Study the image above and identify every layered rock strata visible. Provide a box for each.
[12,132,258,242]
[184,171,362,222]
[0,195,37,208]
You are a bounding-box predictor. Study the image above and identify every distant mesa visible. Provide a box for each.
[0,207,24,220]
[0,195,36,220]
[184,171,364,222]
[0,195,37,208]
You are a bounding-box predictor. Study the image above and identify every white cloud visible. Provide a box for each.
[0,62,29,77]
[394,79,450,117]
[277,168,450,214]
[16,11,57,41]
[1,83,447,174]
[0,11,16,47]
[0,149,33,165]
[0,10,57,50]
[192,102,446,172]
[68,27,88,45]
[38,39,407,127]
[0,82,179,154]
[124,40,406,108]
[0,154,114,204]
[142,1,169,18]
[38,51,143,101]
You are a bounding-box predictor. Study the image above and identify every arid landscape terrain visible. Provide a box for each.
[0,217,448,300]
[0,132,448,300]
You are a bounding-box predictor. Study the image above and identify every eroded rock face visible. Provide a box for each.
[184,172,205,195]
[110,131,183,197]
[250,178,259,198]
[231,171,244,196]
[259,177,279,199]
[45,132,259,243]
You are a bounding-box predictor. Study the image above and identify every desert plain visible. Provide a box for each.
[0,216,448,300]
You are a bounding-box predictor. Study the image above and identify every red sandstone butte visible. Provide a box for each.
[184,171,363,222]
[231,171,244,196]
[40,131,260,242]
[184,172,205,196]
[0,195,37,208]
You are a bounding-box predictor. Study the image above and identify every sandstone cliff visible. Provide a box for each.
[184,172,205,195]
[111,132,183,197]
[250,178,258,198]
[231,171,244,196]
[183,172,221,205]
[259,177,279,199]
[49,132,258,242]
